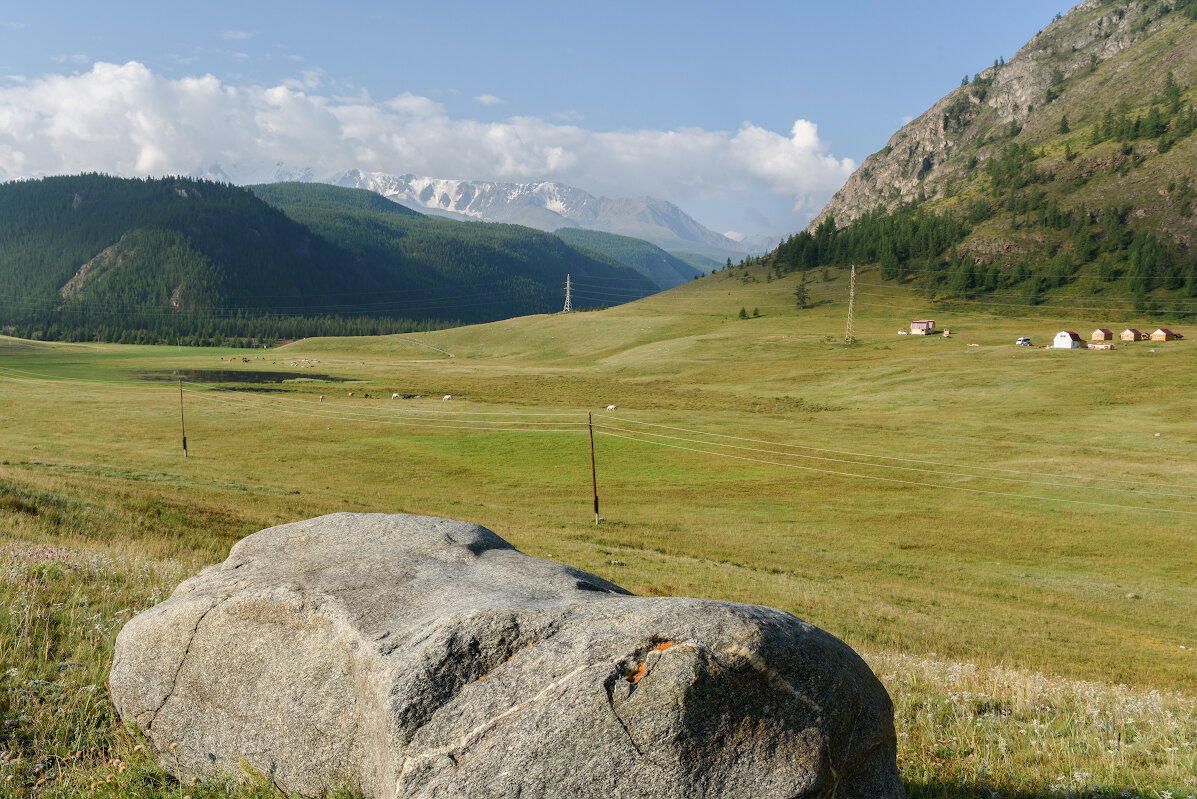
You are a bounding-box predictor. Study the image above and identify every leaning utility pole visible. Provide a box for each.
[845,264,857,344]
[588,412,599,524]
[563,274,573,313]
[178,379,188,457]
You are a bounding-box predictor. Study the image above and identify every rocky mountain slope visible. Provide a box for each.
[809,0,1197,256]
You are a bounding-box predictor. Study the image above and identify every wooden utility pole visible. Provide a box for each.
[588,412,599,524]
[178,379,188,457]
[845,264,857,345]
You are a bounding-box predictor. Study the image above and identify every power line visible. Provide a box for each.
[594,414,1197,492]
[5,363,1192,477]
[594,429,1197,517]
[4,365,1195,514]
[591,422,1197,500]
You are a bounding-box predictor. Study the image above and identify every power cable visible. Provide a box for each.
[595,429,1197,516]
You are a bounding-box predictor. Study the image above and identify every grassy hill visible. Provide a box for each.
[793,0,1197,315]
[670,250,725,274]
[0,175,657,345]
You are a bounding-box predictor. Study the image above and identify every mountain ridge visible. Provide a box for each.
[328,169,754,258]
[809,0,1197,240]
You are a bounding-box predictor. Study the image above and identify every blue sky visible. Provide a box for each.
[0,1,1068,241]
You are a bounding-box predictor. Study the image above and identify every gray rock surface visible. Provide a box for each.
[110,513,903,798]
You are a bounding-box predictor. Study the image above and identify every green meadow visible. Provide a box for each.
[1,262,1194,797]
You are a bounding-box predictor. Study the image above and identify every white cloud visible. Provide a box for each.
[724,230,745,242]
[51,53,90,65]
[282,68,324,91]
[0,61,855,234]
[220,30,253,40]
[1,21,26,29]
[384,92,446,117]
[474,93,505,105]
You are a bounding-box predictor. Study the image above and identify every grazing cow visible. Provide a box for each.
[392,393,400,400]
[606,405,617,411]
[443,395,452,401]
[363,394,370,399]
[319,395,324,402]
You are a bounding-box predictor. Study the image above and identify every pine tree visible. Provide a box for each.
[794,273,809,309]
[1164,71,1182,117]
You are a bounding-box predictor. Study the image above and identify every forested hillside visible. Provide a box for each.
[551,228,704,290]
[249,182,657,314]
[781,0,1197,314]
[0,176,656,344]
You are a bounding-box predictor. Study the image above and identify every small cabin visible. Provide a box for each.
[1151,328,1181,341]
[910,319,936,335]
[1053,331,1085,349]
[1091,328,1114,341]
[1120,328,1145,342]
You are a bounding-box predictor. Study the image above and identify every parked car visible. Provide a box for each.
[1015,337,1032,346]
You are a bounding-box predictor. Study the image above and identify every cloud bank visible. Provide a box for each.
[0,61,855,232]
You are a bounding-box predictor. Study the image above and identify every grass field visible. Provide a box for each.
[0,262,1194,797]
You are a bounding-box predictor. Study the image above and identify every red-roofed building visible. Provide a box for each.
[1151,328,1180,341]
[1120,328,1145,342]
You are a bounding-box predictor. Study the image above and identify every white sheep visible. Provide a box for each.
[443,394,452,401]
[606,405,617,411]
[392,393,400,400]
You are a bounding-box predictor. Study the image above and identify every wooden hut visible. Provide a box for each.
[910,320,936,335]
[1091,328,1114,341]
[1151,328,1180,341]
[1120,328,1145,342]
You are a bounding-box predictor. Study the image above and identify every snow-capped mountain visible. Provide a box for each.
[330,170,754,256]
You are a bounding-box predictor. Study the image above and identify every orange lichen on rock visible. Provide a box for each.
[626,662,647,683]
[652,641,673,652]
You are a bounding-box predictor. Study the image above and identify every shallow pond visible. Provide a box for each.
[139,369,353,384]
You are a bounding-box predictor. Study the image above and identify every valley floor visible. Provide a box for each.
[0,264,1194,796]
